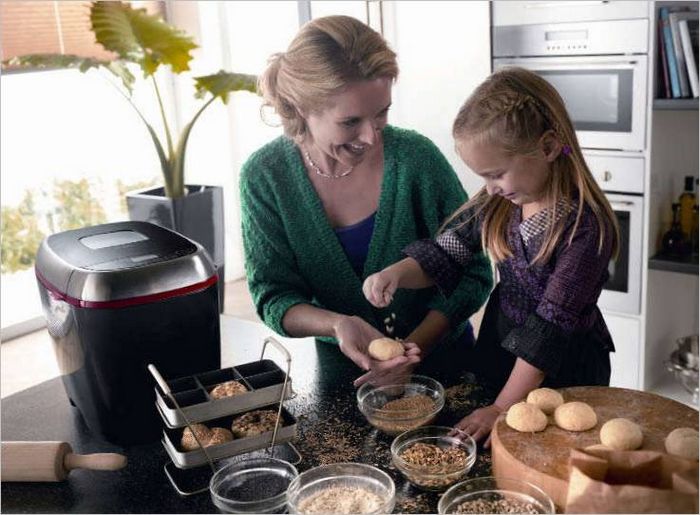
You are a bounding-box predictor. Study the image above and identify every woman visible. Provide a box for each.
[240,15,492,386]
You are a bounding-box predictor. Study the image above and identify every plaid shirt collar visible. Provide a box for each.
[519,198,575,247]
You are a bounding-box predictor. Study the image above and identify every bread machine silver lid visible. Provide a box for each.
[35,221,217,304]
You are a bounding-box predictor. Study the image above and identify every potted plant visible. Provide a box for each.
[4,1,258,311]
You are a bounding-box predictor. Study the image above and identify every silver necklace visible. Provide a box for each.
[304,150,355,179]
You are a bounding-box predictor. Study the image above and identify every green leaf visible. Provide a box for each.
[194,71,258,103]
[1,54,135,93]
[90,1,197,76]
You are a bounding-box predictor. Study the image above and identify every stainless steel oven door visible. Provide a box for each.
[493,55,648,152]
[598,193,644,315]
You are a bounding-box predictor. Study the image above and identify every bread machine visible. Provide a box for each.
[34,221,220,445]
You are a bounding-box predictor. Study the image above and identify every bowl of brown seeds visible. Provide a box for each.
[390,426,476,491]
[437,477,555,514]
[356,375,444,436]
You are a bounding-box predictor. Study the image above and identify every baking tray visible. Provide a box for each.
[161,405,298,469]
[155,360,293,428]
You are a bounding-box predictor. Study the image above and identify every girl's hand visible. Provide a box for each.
[333,315,385,371]
[363,269,400,308]
[451,404,503,448]
[353,341,421,387]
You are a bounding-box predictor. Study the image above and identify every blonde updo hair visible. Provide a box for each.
[258,15,398,141]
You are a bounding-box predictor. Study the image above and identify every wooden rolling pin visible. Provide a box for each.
[1,441,127,482]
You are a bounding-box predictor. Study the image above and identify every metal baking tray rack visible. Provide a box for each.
[154,359,293,428]
[162,404,298,469]
[148,336,302,496]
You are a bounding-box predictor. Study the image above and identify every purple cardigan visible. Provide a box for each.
[404,199,615,377]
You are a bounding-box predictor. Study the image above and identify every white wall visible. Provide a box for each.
[383,1,492,198]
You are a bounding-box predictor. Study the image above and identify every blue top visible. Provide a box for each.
[334,212,376,276]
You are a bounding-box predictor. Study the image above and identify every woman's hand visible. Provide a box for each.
[451,404,503,448]
[353,341,421,387]
[363,269,400,308]
[333,315,385,371]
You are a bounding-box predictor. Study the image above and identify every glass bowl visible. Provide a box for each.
[390,426,476,491]
[356,374,445,435]
[209,457,298,513]
[286,462,395,514]
[437,477,555,514]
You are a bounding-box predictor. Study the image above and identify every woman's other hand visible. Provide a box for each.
[353,341,421,387]
[333,315,384,371]
[450,404,503,448]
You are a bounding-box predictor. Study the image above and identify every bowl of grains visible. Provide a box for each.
[286,463,395,515]
[356,375,445,435]
[209,457,298,513]
[437,477,555,514]
[390,426,476,491]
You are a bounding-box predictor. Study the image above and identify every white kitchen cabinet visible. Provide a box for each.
[380,1,491,198]
[604,313,642,389]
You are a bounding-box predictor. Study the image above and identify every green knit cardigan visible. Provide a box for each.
[240,125,493,345]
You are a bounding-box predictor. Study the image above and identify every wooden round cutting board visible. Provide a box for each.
[491,386,698,511]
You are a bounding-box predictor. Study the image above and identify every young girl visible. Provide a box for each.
[363,67,619,446]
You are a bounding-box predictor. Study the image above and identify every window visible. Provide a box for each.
[1,2,165,336]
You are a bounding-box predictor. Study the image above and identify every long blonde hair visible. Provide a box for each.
[258,15,398,141]
[448,67,619,264]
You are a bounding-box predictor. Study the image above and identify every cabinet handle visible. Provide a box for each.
[526,0,608,7]
[603,171,612,182]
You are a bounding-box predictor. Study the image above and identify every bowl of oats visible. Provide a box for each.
[437,477,555,514]
[286,463,395,514]
[356,375,445,435]
[390,426,476,491]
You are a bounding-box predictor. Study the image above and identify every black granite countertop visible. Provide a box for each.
[1,316,495,513]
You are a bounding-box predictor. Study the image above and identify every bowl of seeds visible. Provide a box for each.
[286,463,395,514]
[357,375,444,436]
[391,426,476,491]
[437,477,555,514]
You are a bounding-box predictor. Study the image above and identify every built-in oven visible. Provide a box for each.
[585,153,645,315]
[492,18,649,152]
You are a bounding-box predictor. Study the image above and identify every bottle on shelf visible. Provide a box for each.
[662,203,690,257]
[691,204,699,257]
[678,175,696,239]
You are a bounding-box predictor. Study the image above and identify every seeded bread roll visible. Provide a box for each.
[206,427,234,447]
[210,380,247,399]
[231,409,278,438]
[181,423,212,451]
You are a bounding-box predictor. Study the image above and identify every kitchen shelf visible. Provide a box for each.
[649,253,699,275]
[653,98,699,110]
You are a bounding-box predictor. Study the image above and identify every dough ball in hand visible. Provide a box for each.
[554,401,597,432]
[506,402,548,433]
[181,423,212,451]
[206,427,234,447]
[526,387,564,414]
[368,337,405,361]
[665,427,699,460]
[599,418,643,450]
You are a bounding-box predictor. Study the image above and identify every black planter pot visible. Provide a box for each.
[126,185,225,312]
